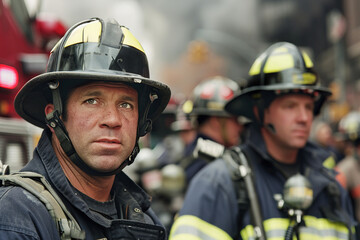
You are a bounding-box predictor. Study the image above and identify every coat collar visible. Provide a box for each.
[245,124,335,199]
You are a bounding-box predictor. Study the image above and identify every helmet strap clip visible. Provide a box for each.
[138,92,157,136]
[256,98,277,134]
[48,81,63,115]
[46,110,75,156]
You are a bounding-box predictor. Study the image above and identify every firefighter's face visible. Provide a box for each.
[62,82,139,172]
[263,94,314,150]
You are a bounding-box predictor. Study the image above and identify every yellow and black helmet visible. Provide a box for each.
[15,17,171,136]
[225,42,331,120]
[14,18,171,176]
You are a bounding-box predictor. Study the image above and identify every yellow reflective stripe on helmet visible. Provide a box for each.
[322,156,336,169]
[169,215,232,240]
[182,99,194,114]
[249,53,266,76]
[50,37,62,53]
[249,53,295,75]
[64,20,102,47]
[121,26,145,53]
[292,72,317,85]
[249,46,314,76]
[263,54,294,74]
[301,51,314,68]
[241,217,350,240]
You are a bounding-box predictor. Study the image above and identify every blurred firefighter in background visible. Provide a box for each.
[150,97,196,167]
[335,111,360,223]
[178,76,245,184]
[170,42,357,240]
[170,100,196,153]
[312,120,344,166]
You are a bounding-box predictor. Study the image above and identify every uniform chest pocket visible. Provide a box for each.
[108,220,166,240]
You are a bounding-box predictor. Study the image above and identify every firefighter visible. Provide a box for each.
[179,76,244,184]
[0,18,170,239]
[169,42,357,240]
[151,97,192,167]
[335,111,360,222]
[312,120,344,166]
[171,99,196,144]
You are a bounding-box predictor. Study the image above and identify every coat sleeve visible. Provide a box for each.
[0,186,60,240]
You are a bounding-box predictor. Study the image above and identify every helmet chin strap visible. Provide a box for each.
[45,82,141,176]
[46,110,140,176]
[265,123,276,134]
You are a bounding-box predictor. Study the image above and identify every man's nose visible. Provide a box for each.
[100,106,122,128]
[297,106,312,122]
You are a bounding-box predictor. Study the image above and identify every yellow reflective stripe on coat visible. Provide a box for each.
[169,215,232,240]
[241,216,350,240]
[322,156,336,169]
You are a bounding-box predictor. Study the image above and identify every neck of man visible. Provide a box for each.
[261,128,298,164]
[52,134,115,202]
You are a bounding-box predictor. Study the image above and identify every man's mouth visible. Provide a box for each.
[96,138,121,144]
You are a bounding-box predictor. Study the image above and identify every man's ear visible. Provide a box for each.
[253,105,260,121]
[45,104,55,116]
[44,104,55,133]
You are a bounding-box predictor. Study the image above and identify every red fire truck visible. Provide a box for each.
[0,0,66,172]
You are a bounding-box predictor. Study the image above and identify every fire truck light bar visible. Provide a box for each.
[0,64,19,89]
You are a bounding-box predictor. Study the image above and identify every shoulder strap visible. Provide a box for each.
[319,168,356,239]
[0,172,85,240]
[223,146,267,240]
[187,139,267,239]
[223,148,249,219]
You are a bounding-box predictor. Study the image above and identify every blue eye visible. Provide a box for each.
[85,99,98,105]
[120,102,133,109]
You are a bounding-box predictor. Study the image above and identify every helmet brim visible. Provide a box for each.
[15,70,171,128]
[225,84,332,119]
